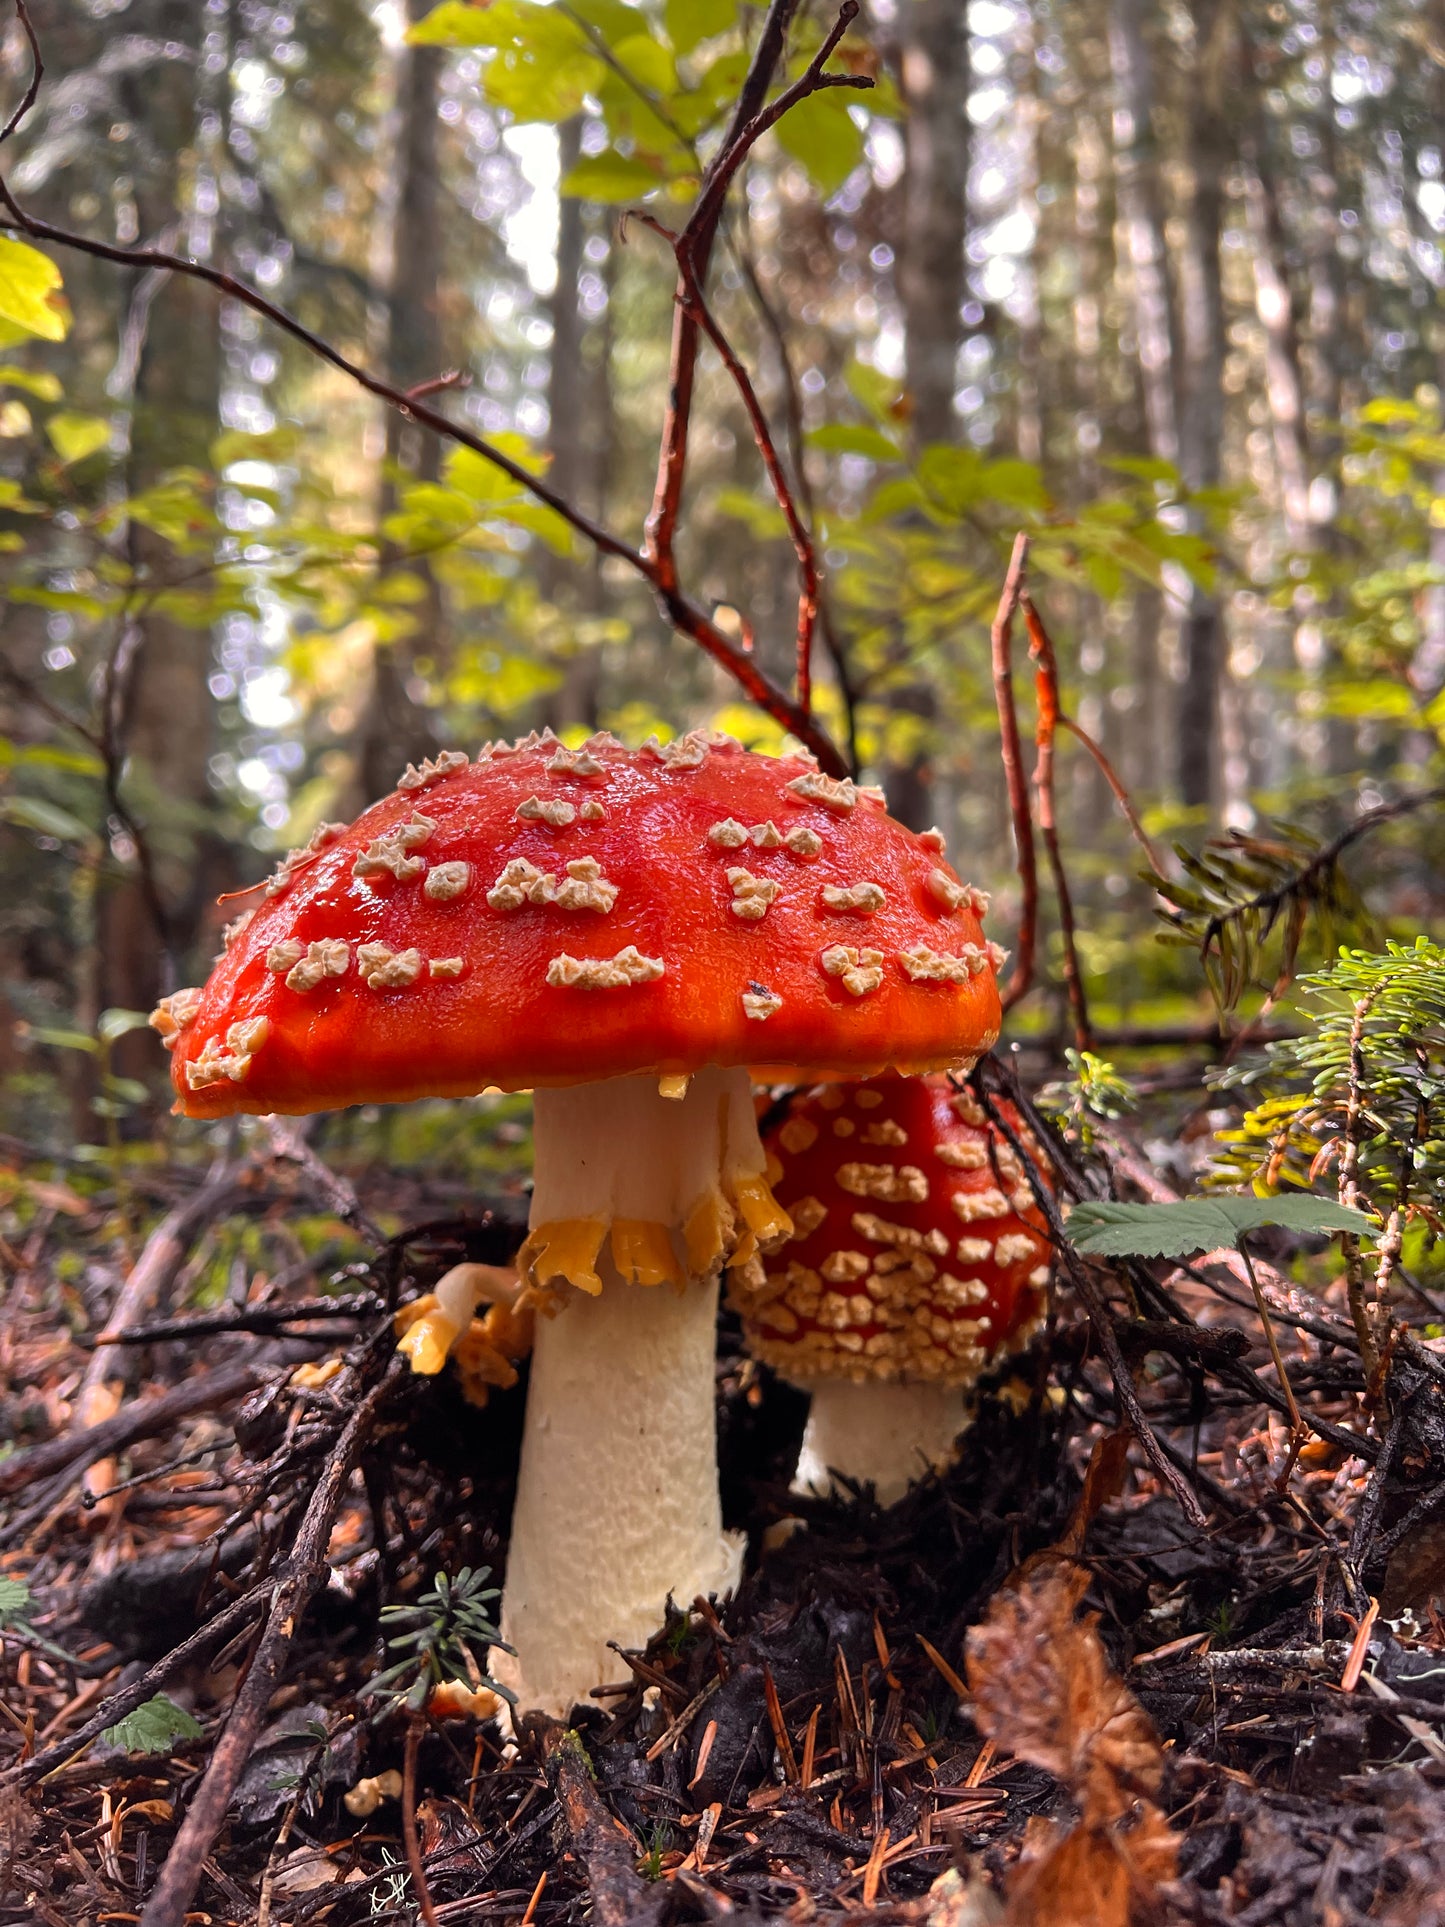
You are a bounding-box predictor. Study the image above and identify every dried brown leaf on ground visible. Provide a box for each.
[966,1561,1177,1926]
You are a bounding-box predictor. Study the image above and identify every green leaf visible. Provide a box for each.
[806,423,902,462]
[0,738,104,777]
[97,1008,153,1045]
[103,1695,203,1756]
[408,0,518,45]
[844,359,904,421]
[0,795,97,844]
[0,238,68,341]
[0,1576,32,1629]
[560,151,666,202]
[1065,1195,1375,1261]
[665,0,734,54]
[46,411,112,465]
[608,32,676,92]
[26,1026,100,1055]
[774,91,864,197]
[0,363,61,400]
[566,0,652,44]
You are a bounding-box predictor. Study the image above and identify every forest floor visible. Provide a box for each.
[5,1091,1445,1927]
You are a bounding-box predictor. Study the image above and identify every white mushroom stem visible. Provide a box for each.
[492,1067,775,1719]
[792,1379,968,1506]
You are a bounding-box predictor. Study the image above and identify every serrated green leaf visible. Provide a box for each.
[1066,1195,1374,1260]
[47,411,111,465]
[560,151,666,202]
[0,1576,32,1629]
[103,1694,203,1755]
[0,238,68,341]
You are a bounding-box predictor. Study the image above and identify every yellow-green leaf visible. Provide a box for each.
[0,238,68,342]
[773,92,863,198]
[560,151,665,202]
[47,412,112,465]
[665,0,734,55]
[0,364,61,401]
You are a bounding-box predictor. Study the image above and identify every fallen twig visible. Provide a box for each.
[138,1354,402,1927]
[0,1361,269,1500]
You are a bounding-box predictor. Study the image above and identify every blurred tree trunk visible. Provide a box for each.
[1110,0,1226,808]
[544,119,604,733]
[885,0,969,829]
[1245,142,1311,553]
[357,0,443,803]
[1173,0,1231,809]
[97,0,224,1071]
[898,0,968,439]
[1108,0,1178,805]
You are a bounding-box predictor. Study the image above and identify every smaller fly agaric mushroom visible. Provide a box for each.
[156,728,1003,1715]
[731,1074,1051,1503]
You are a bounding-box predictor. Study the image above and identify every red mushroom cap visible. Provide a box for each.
[156,732,1004,1117]
[731,1074,1050,1384]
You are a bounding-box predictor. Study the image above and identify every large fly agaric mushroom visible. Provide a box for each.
[731,1073,1051,1503]
[154,728,1001,1715]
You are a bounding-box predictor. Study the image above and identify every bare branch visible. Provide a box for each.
[632,211,820,714]
[991,533,1038,1012]
[644,0,870,620]
[1022,594,1091,1051]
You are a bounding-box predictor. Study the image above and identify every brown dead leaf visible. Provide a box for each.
[968,1563,1164,1816]
[967,1563,1177,1926]
[1004,1807,1178,1927]
[1059,1431,1132,1557]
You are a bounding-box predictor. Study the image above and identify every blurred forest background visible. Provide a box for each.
[1,0,1443,1154]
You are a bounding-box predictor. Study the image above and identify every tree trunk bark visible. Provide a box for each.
[356,0,444,804]
[885,0,969,830]
[97,0,224,1066]
[543,119,605,733]
[898,0,969,442]
[1173,0,1232,808]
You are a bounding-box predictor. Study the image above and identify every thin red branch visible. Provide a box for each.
[1022,594,1091,1052]
[991,532,1038,1012]
[633,211,819,714]
[403,368,471,402]
[0,0,849,774]
[643,0,869,613]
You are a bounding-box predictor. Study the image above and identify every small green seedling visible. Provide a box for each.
[103,1694,204,1755]
[362,1566,514,1717]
